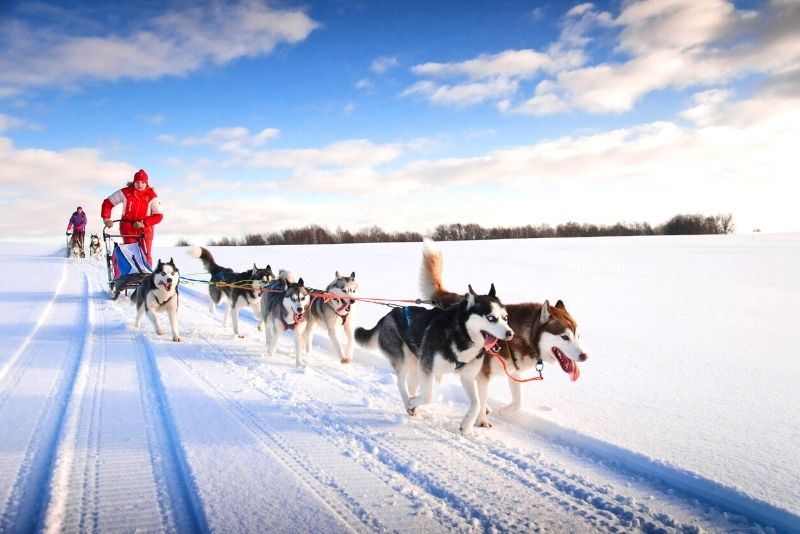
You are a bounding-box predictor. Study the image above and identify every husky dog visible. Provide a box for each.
[189,247,275,337]
[89,234,104,260]
[131,258,181,342]
[419,238,588,426]
[261,270,312,368]
[302,271,358,364]
[355,284,513,435]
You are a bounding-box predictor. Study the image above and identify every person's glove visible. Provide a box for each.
[103,218,114,228]
[132,221,144,229]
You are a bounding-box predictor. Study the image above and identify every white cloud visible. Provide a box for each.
[401,78,520,107]
[0,0,319,92]
[355,78,374,90]
[371,56,398,74]
[244,139,404,171]
[0,113,24,132]
[161,126,280,155]
[412,49,551,79]
[405,1,800,115]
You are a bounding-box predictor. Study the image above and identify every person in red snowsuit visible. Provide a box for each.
[101,169,163,265]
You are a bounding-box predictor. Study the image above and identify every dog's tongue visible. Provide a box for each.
[159,281,172,291]
[294,312,304,323]
[568,362,580,382]
[482,332,498,351]
[554,347,581,381]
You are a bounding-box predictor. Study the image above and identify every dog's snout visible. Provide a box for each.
[505,329,514,340]
[166,278,173,284]
[579,353,588,362]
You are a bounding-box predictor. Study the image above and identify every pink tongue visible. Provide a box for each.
[570,363,580,382]
[483,335,497,351]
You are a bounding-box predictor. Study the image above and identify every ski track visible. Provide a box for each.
[0,261,787,533]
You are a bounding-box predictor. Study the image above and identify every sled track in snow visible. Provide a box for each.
[0,265,89,531]
[224,361,693,533]
[36,267,206,533]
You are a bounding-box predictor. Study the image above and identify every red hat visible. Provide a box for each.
[133,169,149,183]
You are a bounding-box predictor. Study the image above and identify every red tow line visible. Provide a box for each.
[491,347,544,383]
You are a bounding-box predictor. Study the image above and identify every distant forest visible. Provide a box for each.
[177,213,735,247]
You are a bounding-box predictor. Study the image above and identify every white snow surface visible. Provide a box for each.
[0,234,798,533]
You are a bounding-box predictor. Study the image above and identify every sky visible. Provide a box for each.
[1,235,799,531]
[1,0,799,245]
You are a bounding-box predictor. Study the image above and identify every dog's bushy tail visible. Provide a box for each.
[188,246,217,273]
[420,238,446,299]
[354,324,380,351]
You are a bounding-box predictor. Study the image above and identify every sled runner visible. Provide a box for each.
[103,221,151,300]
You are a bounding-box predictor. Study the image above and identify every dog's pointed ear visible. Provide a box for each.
[169,257,174,265]
[555,299,566,310]
[488,283,496,298]
[540,300,551,323]
[350,271,356,279]
[335,270,340,278]
[467,284,476,306]
[298,277,304,287]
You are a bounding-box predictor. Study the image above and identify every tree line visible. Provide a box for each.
[175,213,735,247]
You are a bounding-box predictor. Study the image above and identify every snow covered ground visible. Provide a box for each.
[0,234,798,533]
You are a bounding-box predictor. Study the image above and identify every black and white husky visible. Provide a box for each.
[131,258,181,342]
[89,233,104,260]
[355,285,513,435]
[261,271,312,368]
[302,271,358,364]
[189,247,275,337]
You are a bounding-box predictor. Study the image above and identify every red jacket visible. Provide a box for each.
[101,185,163,239]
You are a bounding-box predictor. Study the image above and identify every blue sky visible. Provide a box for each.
[1,0,798,244]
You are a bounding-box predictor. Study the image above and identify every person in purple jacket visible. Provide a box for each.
[66,206,87,256]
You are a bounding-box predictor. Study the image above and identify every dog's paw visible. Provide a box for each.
[237,334,245,339]
[173,335,181,342]
[477,418,494,428]
[156,328,164,336]
[340,357,352,364]
[406,406,417,416]
[459,425,473,437]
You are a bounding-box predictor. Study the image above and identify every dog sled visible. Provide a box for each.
[65,231,85,258]
[103,221,151,300]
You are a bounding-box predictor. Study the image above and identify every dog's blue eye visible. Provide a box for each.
[487,314,497,323]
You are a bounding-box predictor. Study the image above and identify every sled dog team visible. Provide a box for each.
[129,239,588,435]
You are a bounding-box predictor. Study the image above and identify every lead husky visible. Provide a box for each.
[355,284,513,435]
[189,247,275,337]
[89,234,104,261]
[131,258,181,342]
[261,270,312,368]
[420,239,588,426]
[302,271,358,364]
